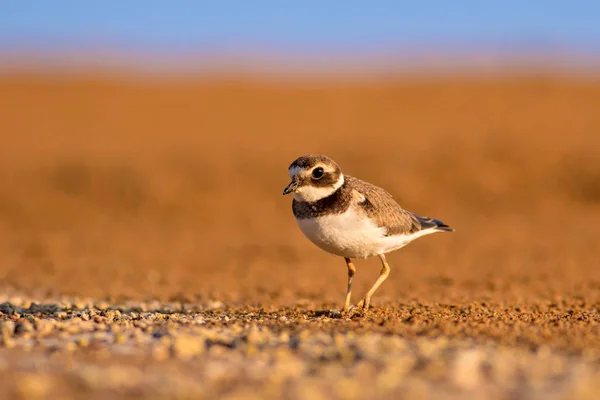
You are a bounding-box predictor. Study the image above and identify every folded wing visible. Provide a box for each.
[348,175,453,236]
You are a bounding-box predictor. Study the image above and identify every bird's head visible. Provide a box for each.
[283,154,344,202]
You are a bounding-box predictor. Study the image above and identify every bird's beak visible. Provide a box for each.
[283,179,299,195]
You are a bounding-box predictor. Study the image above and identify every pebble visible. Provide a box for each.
[171,334,205,360]
[1,334,15,348]
[14,319,35,335]
[54,311,68,319]
[114,332,127,344]
[0,298,598,400]
[0,320,16,336]
[0,302,16,314]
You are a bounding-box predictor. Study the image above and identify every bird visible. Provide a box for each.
[283,154,453,313]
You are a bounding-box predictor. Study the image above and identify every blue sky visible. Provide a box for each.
[1,2,599,53]
[1,1,599,72]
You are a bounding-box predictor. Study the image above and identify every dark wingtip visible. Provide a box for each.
[435,224,454,232]
[431,219,454,232]
[413,214,454,232]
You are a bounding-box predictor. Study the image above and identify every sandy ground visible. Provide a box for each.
[0,71,600,399]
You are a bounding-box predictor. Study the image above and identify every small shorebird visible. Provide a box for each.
[283,154,453,313]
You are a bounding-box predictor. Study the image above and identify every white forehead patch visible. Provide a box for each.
[288,165,303,178]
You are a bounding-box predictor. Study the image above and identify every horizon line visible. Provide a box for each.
[2,45,600,79]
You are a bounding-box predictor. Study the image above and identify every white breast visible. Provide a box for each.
[296,207,441,259]
[296,207,387,259]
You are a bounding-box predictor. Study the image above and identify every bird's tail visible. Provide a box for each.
[414,214,454,233]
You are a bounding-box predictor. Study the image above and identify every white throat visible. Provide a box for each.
[293,174,345,203]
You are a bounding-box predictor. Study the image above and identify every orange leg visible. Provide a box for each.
[341,257,356,313]
[356,254,390,311]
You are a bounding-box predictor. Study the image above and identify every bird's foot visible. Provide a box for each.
[340,300,370,318]
[355,298,370,312]
[339,305,354,317]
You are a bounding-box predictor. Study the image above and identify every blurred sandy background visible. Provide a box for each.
[3,4,600,399]
[1,71,599,307]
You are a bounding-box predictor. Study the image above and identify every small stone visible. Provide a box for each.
[114,332,127,344]
[94,323,107,331]
[0,302,15,315]
[206,301,224,310]
[171,334,205,360]
[27,302,40,313]
[35,319,55,335]
[14,319,34,335]
[54,311,68,319]
[0,320,15,336]
[452,349,486,389]
[66,324,83,335]
[152,329,167,339]
[0,334,15,348]
[133,321,147,329]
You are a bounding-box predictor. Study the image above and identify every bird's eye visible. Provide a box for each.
[312,167,324,180]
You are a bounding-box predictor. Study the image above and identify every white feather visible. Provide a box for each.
[296,206,440,259]
[288,166,303,178]
[292,174,345,203]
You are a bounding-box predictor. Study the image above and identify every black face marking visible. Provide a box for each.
[307,168,340,189]
[292,179,352,219]
[289,156,341,191]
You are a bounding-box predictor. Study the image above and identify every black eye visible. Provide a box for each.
[312,167,324,180]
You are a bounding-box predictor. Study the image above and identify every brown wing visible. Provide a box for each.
[347,175,447,236]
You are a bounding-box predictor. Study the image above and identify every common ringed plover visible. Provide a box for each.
[283,154,453,313]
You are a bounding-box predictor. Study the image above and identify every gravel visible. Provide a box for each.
[1,295,600,400]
